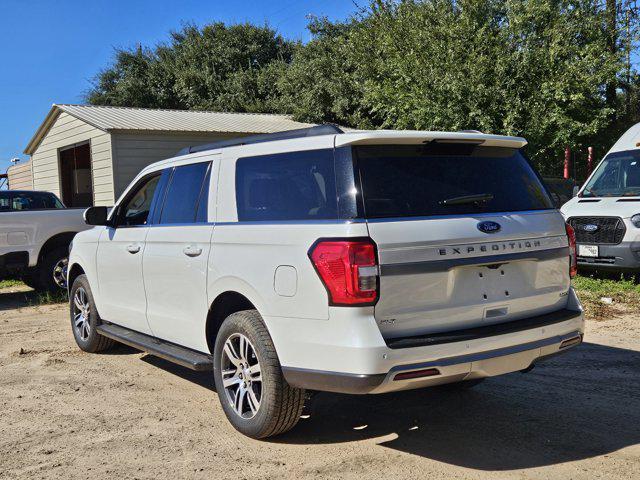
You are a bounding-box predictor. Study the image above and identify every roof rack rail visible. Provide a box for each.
[457,129,483,134]
[177,124,344,156]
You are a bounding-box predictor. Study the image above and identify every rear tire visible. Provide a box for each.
[35,246,69,292]
[69,274,115,353]
[213,310,305,439]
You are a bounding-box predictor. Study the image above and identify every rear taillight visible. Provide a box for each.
[566,223,577,278]
[309,239,379,306]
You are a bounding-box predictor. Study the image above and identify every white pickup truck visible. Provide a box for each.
[0,190,89,291]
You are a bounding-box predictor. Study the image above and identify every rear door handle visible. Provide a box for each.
[126,244,141,254]
[183,245,203,257]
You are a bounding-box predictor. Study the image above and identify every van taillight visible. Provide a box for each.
[566,223,577,278]
[309,239,379,306]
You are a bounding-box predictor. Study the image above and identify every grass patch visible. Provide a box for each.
[30,290,68,306]
[0,279,25,289]
[1,279,67,307]
[573,273,640,320]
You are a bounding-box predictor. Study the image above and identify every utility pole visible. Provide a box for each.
[606,0,618,122]
[564,147,571,179]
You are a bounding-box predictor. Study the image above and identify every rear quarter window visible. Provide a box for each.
[235,149,338,221]
[355,144,554,218]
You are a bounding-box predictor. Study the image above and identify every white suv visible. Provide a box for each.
[68,126,584,438]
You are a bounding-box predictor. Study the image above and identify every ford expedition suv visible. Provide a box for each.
[68,126,584,439]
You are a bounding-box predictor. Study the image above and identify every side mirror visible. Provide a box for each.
[572,186,581,197]
[84,206,109,226]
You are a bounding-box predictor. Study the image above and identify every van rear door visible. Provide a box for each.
[352,143,571,340]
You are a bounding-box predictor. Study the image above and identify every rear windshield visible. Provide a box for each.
[582,149,640,197]
[354,144,553,218]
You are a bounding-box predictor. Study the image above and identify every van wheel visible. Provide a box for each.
[36,246,69,292]
[213,310,305,439]
[69,274,115,353]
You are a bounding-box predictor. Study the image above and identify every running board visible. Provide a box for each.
[96,323,213,371]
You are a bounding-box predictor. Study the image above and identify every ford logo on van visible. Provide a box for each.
[477,221,501,234]
[583,224,599,233]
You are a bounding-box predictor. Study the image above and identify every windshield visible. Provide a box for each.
[0,191,65,211]
[354,144,554,218]
[582,150,640,197]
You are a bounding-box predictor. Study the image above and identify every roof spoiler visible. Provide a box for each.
[177,124,344,156]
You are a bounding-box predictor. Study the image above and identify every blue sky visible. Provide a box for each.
[0,0,359,173]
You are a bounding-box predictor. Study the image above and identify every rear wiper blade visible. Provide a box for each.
[439,193,494,206]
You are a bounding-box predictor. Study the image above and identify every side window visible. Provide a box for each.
[0,195,10,212]
[158,162,211,224]
[235,149,337,221]
[147,168,172,225]
[118,174,162,226]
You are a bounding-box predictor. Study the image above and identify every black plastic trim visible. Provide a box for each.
[282,366,385,394]
[178,124,343,155]
[385,308,582,349]
[96,323,213,371]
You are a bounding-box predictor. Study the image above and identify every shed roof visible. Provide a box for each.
[24,104,315,154]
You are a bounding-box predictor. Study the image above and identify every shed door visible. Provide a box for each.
[59,142,93,207]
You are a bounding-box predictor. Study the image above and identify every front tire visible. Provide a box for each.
[69,274,115,353]
[213,310,305,439]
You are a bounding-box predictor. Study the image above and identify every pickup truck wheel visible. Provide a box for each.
[213,310,305,439]
[69,274,115,353]
[36,246,69,292]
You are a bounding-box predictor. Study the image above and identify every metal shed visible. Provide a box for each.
[21,104,314,207]
[6,160,34,190]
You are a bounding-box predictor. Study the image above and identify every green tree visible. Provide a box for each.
[88,2,639,176]
[87,23,295,112]
[278,0,623,173]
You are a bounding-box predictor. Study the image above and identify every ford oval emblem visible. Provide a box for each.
[583,224,599,233]
[477,221,501,234]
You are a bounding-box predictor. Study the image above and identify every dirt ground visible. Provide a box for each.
[1,286,639,480]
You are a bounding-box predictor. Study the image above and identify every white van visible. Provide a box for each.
[562,123,640,272]
[68,126,584,438]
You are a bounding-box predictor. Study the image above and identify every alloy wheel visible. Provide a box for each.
[72,287,91,341]
[221,333,262,419]
[53,257,68,289]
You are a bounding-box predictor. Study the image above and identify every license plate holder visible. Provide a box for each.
[578,244,599,257]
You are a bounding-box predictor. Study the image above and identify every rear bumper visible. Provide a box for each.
[276,288,584,394]
[283,329,582,394]
[577,241,640,271]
